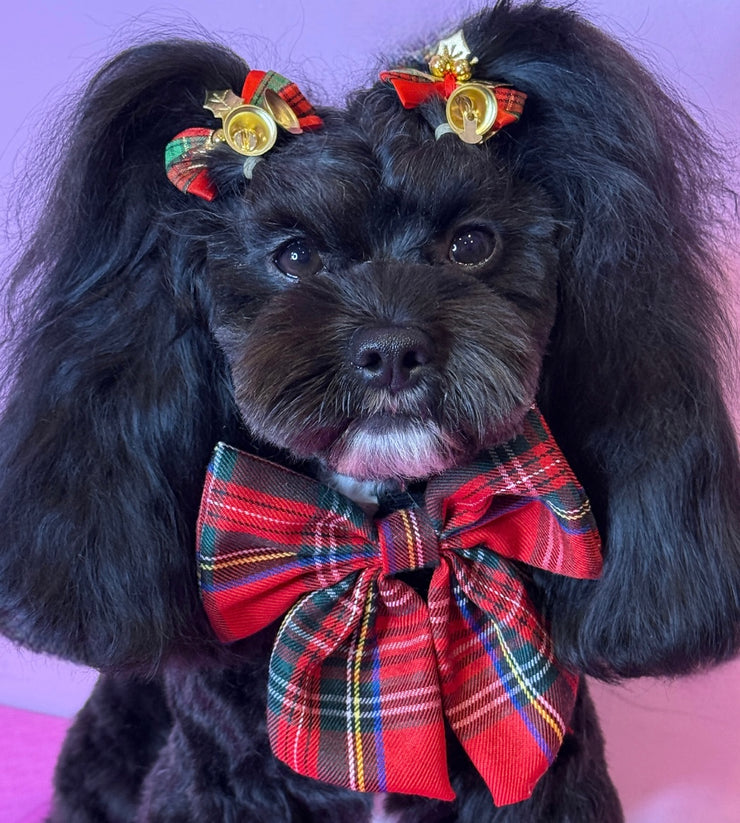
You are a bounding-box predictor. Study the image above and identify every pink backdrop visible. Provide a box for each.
[0,1,738,821]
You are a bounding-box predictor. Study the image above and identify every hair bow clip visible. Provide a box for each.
[380,30,526,144]
[165,70,323,201]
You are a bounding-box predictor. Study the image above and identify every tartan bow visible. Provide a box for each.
[379,28,526,144]
[196,408,602,805]
[165,69,322,200]
[238,70,323,132]
[379,68,526,138]
[380,67,460,107]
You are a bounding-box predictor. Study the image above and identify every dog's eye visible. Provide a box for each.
[273,239,323,279]
[448,228,499,267]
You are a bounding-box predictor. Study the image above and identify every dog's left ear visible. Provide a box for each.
[455,2,739,678]
[0,40,255,670]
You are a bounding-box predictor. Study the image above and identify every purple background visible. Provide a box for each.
[0,2,738,821]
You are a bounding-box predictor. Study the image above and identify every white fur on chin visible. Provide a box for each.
[328,418,458,482]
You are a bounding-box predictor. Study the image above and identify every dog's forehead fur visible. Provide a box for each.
[238,98,528,262]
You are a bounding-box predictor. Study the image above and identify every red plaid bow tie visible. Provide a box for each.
[197,408,602,805]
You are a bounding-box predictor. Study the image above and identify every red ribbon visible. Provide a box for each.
[241,70,323,132]
[197,409,601,804]
[165,70,322,201]
[379,68,526,135]
[164,128,218,201]
[379,68,459,108]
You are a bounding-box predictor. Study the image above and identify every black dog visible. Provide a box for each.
[1,2,738,821]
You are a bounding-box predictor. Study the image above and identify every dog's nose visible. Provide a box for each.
[350,326,434,392]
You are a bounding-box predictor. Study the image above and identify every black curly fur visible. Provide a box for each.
[0,2,738,820]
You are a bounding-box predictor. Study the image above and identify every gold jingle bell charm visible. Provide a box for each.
[428,30,478,81]
[204,89,279,157]
[445,83,499,144]
[262,90,303,135]
[380,29,526,146]
[221,105,277,156]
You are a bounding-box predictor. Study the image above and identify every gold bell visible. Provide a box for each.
[222,105,278,156]
[263,90,303,135]
[445,83,499,144]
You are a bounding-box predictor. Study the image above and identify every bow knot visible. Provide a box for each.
[197,408,602,804]
[377,504,440,576]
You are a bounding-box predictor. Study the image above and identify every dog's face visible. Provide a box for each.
[206,105,559,482]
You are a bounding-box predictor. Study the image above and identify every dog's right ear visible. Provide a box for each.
[0,40,251,669]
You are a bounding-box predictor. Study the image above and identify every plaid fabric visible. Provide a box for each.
[379,69,526,132]
[197,407,602,805]
[164,128,217,201]
[379,69,457,107]
[241,70,323,131]
[164,70,322,202]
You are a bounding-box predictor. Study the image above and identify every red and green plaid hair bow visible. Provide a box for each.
[165,69,322,200]
[379,29,526,144]
[196,408,602,805]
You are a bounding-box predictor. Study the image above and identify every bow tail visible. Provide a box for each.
[241,70,323,131]
[164,128,218,201]
[268,569,455,800]
[378,70,449,108]
[429,553,579,806]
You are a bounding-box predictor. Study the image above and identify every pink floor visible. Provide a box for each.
[0,705,69,823]
[2,669,740,823]
[1,637,739,823]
